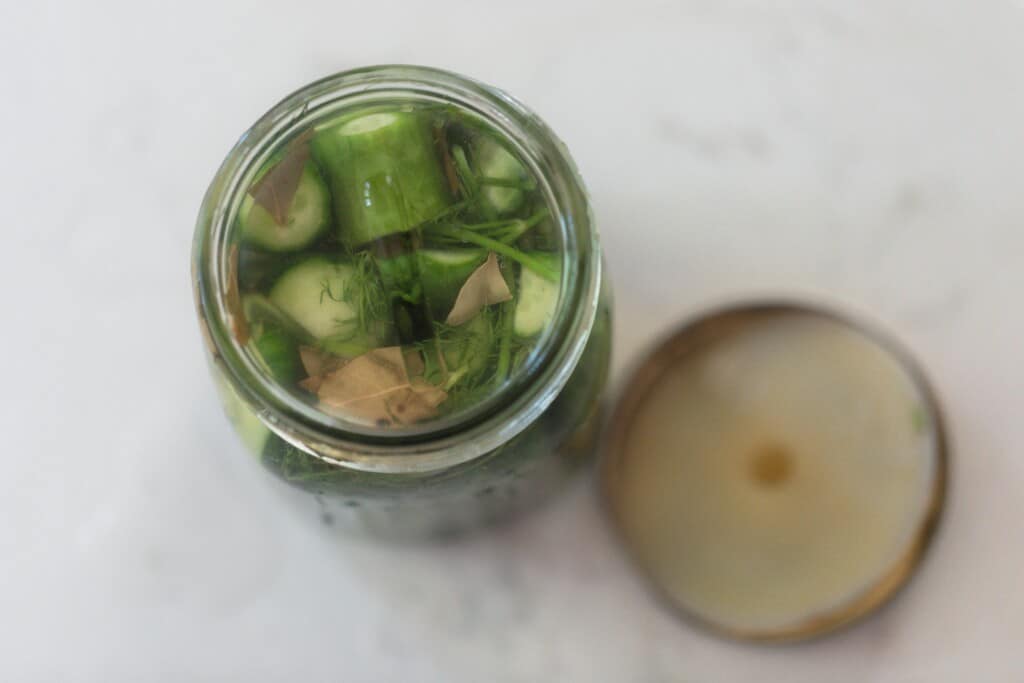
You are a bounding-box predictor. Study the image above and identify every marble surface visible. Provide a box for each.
[4,0,1023,680]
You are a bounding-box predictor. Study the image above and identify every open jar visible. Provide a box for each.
[192,65,611,540]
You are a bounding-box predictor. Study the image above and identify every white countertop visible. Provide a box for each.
[4,1,1023,680]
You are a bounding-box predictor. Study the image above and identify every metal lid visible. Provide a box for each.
[602,303,947,642]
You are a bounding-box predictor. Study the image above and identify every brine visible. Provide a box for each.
[229,103,564,430]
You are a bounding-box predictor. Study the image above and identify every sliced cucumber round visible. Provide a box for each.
[268,257,358,340]
[474,137,528,216]
[514,253,561,338]
[241,164,330,252]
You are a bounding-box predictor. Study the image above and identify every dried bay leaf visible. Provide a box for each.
[316,347,448,426]
[445,252,512,326]
[248,130,313,226]
[299,376,323,393]
[297,346,347,393]
[299,346,343,377]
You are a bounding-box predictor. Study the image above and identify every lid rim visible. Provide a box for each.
[600,299,949,643]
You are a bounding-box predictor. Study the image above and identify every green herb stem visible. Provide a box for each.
[462,208,547,233]
[495,303,513,385]
[451,146,479,200]
[478,176,537,191]
[431,225,558,282]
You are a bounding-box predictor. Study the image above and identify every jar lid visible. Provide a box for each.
[602,302,947,642]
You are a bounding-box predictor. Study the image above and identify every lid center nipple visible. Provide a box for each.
[750,443,794,487]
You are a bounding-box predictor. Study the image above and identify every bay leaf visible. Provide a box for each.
[316,347,448,426]
[298,346,348,393]
[248,130,313,226]
[445,252,512,326]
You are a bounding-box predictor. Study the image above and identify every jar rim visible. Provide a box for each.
[193,65,601,473]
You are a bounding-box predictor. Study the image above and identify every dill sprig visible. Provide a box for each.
[313,252,390,351]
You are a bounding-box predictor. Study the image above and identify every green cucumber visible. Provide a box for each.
[268,257,360,340]
[372,243,434,343]
[251,326,302,384]
[240,164,330,251]
[474,137,528,216]
[514,253,561,338]
[417,249,487,317]
[311,111,451,246]
[237,248,304,292]
[214,373,270,456]
[242,294,312,344]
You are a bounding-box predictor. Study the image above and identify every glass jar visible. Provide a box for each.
[192,65,611,540]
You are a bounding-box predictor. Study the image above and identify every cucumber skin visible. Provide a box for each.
[253,327,302,384]
[242,294,313,345]
[214,371,270,456]
[237,248,304,292]
[311,111,451,247]
[240,165,330,252]
[375,249,434,344]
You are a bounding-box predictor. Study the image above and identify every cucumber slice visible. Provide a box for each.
[240,164,330,251]
[311,111,451,246]
[474,137,528,216]
[514,253,561,338]
[268,257,359,340]
[417,249,487,317]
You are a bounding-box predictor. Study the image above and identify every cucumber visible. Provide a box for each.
[311,111,451,247]
[514,253,561,338]
[474,136,528,216]
[251,326,302,384]
[268,257,359,340]
[214,373,270,456]
[372,244,434,343]
[417,249,487,317]
[240,164,330,251]
[242,294,312,344]
[237,247,304,292]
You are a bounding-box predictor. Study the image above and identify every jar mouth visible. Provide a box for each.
[194,65,600,471]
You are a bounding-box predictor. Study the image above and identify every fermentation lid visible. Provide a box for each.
[602,302,947,642]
